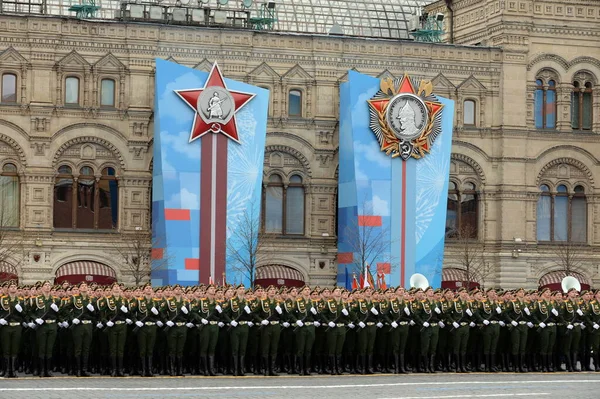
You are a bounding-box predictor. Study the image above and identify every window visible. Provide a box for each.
[285,175,305,234]
[288,89,302,117]
[0,163,19,227]
[100,79,115,107]
[263,174,305,235]
[534,79,556,129]
[264,174,283,233]
[54,164,118,230]
[98,167,119,229]
[536,184,586,242]
[65,76,80,105]
[463,100,476,126]
[572,79,593,130]
[445,181,478,239]
[1,73,17,103]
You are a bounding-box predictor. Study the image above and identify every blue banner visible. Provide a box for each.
[338,70,455,288]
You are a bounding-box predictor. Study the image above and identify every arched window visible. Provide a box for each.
[463,100,476,126]
[65,76,80,105]
[263,174,306,235]
[54,164,118,230]
[572,78,593,130]
[285,175,305,234]
[54,165,74,228]
[536,184,586,242]
[264,174,283,233]
[77,166,95,229]
[445,181,478,239]
[98,167,119,229]
[288,89,302,117]
[536,184,551,241]
[534,79,556,129]
[1,73,17,103]
[100,78,116,107]
[0,163,19,227]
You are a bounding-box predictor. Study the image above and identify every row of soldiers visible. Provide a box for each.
[1,279,600,378]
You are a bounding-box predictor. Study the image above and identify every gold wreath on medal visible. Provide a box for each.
[367,74,444,160]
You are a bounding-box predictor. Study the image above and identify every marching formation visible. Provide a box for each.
[1,279,600,379]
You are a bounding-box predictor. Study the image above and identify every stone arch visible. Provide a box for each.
[0,132,27,165]
[53,136,126,169]
[533,68,561,85]
[51,253,122,282]
[450,153,486,185]
[536,157,595,188]
[569,56,600,70]
[264,144,312,177]
[527,54,569,72]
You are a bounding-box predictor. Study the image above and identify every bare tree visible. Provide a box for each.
[226,204,274,287]
[446,224,492,290]
[342,201,396,278]
[115,227,171,286]
[0,205,26,282]
[537,240,589,279]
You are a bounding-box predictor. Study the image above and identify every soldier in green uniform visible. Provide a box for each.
[131,283,161,377]
[531,287,555,372]
[446,287,473,373]
[31,280,61,377]
[164,284,192,376]
[322,286,351,375]
[476,288,503,372]
[289,285,318,375]
[355,288,379,374]
[245,289,260,374]
[281,287,296,374]
[385,287,409,373]
[311,287,327,374]
[0,281,25,378]
[256,285,283,376]
[195,285,222,376]
[586,290,600,372]
[562,287,583,372]
[437,289,454,372]
[505,288,532,372]
[226,284,253,376]
[100,282,131,377]
[63,282,97,377]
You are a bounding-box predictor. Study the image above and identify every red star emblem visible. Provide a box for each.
[174,63,255,143]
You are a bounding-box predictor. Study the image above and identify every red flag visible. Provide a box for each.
[352,274,359,290]
[359,273,365,289]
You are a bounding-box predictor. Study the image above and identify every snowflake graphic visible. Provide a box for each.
[415,132,449,243]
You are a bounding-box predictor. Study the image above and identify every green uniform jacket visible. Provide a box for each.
[0,294,25,323]
[99,295,131,324]
[61,294,97,323]
[131,296,162,323]
[29,294,62,322]
[287,297,317,324]
[163,297,192,324]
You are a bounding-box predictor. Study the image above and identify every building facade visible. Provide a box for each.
[0,0,599,288]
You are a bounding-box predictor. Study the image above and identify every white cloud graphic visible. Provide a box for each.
[369,195,390,217]
[161,131,200,160]
[167,188,199,210]
[354,140,389,169]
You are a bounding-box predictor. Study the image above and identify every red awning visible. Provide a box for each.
[0,261,18,283]
[55,261,117,285]
[539,270,591,292]
[255,265,305,287]
[441,267,480,290]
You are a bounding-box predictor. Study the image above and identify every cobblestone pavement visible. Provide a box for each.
[2,373,600,399]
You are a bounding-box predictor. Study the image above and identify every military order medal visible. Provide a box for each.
[367,75,444,160]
